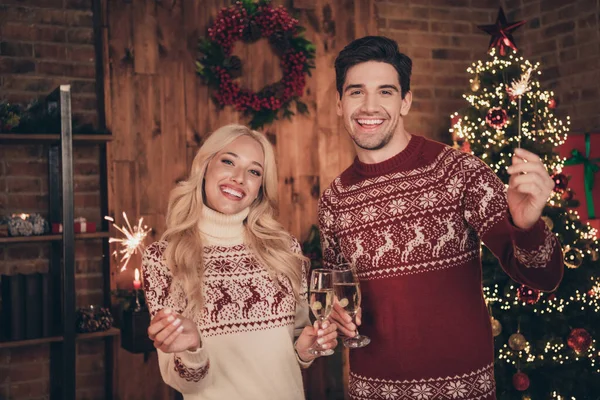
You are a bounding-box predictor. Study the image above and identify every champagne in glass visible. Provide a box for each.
[308,269,334,356]
[333,264,370,348]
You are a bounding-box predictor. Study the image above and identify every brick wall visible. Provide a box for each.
[507,0,600,133]
[0,0,98,124]
[376,0,499,142]
[376,0,600,141]
[0,1,105,399]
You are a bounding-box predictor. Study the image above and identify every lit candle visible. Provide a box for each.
[133,268,141,290]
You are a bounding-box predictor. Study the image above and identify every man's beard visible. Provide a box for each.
[349,117,397,151]
[353,130,395,150]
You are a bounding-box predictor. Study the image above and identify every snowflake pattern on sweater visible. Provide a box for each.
[349,363,495,400]
[318,135,563,400]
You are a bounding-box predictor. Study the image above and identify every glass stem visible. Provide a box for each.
[352,314,360,337]
[315,318,326,349]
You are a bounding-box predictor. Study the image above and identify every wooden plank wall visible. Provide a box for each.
[101,0,376,398]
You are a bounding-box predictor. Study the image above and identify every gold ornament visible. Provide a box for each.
[568,212,579,221]
[564,246,584,269]
[522,395,532,400]
[509,332,527,351]
[491,317,502,337]
[471,76,481,91]
[541,216,554,231]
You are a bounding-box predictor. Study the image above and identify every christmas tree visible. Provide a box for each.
[450,8,600,400]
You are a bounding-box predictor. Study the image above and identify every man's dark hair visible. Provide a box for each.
[334,36,412,99]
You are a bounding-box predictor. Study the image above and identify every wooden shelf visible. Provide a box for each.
[0,231,110,244]
[0,328,120,349]
[0,335,63,349]
[0,133,112,143]
[77,327,120,341]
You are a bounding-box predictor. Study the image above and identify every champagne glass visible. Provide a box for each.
[333,263,370,348]
[308,269,334,356]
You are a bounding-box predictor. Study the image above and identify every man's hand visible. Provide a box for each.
[506,148,555,230]
[148,309,201,353]
[329,298,361,338]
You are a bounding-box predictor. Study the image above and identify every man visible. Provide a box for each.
[320,36,564,400]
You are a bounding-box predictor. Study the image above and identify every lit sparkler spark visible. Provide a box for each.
[105,212,152,272]
[507,67,533,97]
[507,68,533,148]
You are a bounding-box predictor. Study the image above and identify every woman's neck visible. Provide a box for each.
[198,206,249,246]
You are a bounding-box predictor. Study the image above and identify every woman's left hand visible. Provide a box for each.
[295,320,338,362]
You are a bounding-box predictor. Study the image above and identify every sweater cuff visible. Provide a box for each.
[512,218,555,269]
[175,326,207,366]
[294,339,314,369]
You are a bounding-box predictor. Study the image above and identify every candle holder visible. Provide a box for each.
[121,306,154,354]
[133,289,142,312]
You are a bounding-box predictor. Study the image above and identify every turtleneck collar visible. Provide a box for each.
[198,206,249,246]
[352,134,424,177]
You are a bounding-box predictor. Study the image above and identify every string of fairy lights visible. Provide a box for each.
[485,278,600,375]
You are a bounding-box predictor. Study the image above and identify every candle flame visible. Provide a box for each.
[135,268,140,281]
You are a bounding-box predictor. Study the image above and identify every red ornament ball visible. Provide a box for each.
[486,107,508,129]
[552,173,569,193]
[451,114,461,126]
[461,140,471,153]
[562,189,574,201]
[513,371,530,391]
[567,328,593,354]
[517,285,541,305]
[548,98,557,109]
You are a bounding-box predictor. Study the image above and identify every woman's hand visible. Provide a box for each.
[148,308,201,353]
[295,320,338,362]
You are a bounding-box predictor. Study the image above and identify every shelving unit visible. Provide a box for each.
[0,85,116,400]
[0,232,110,244]
[0,327,120,350]
[0,133,113,143]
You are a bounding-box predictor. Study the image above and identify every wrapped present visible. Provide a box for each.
[51,217,97,234]
[558,132,600,230]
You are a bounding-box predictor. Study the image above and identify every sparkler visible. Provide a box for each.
[105,212,152,272]
[507,67,533,148]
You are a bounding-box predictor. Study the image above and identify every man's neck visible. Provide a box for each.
[355,130,412,164]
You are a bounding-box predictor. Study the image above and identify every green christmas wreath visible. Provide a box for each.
[196,0,316,129]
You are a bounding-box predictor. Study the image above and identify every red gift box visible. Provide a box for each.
[52,219,97,234]
[558,132,600,231]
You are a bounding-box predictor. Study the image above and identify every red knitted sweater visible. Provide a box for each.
[318,135,563,400]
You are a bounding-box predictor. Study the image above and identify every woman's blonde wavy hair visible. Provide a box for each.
[161,124,307,316]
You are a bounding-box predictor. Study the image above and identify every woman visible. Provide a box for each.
[142,124,337,400]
